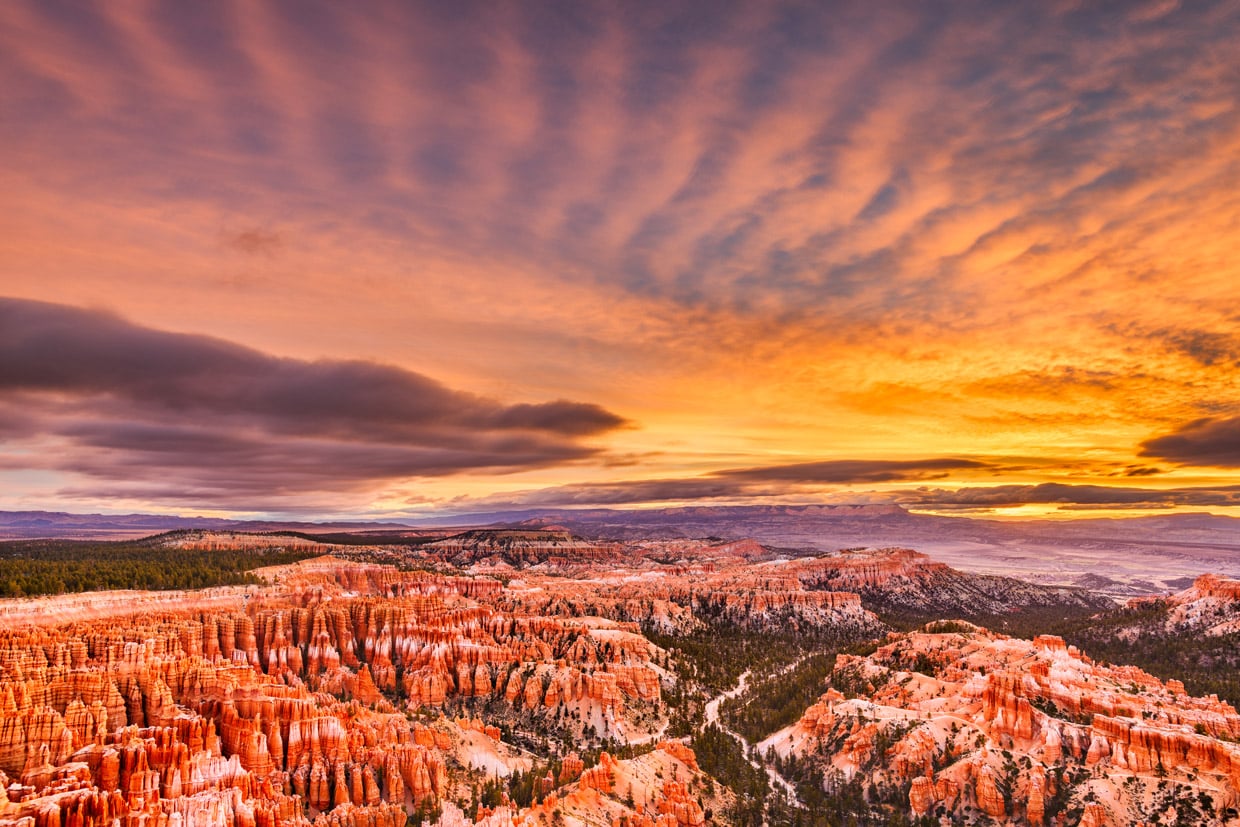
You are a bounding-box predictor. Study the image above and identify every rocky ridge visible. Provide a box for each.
[493,545,1107,638]
[1148,573,1240,637]
[420,531,623,570]
[791,548,1115,621]
[763,625,1240,825]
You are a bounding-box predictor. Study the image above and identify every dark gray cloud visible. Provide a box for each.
[1140,416,1240,467]
[454,478,746,509]
[0,297,626,505]
[448,457,998,509]
[1153,329,1240,368]
[1121,465,1163,477]
[1110,324,1240,368]
[904,483,1173,507]
[899,482,1240,509]
[717,458,987,484]
[446,470,1240,513]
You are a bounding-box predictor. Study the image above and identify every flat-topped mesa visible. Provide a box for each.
[693,538,769,560]
[498,540,1088,637]
[156,530,332,554]
[0,558,506,629]
[792,547,950,589]
[766,627,1240,826]
[0,587,259,628]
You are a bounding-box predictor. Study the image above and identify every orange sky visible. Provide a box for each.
[3,0,1240,519]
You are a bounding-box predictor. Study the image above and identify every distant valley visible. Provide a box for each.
[7,505,1237,598]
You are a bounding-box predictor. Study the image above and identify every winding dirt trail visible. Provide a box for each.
[702,665,803,807]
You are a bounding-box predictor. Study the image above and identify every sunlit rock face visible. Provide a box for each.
[764,626,1240,825]
[1145,573,1240,637]
[0,557,693,827]
[0,532,1190,827]
[491,544,1110,643]
[490,542,894,637]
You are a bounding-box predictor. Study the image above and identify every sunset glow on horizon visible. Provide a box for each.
[4,0,1240,519]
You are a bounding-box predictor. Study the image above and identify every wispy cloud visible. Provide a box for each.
[225,228,283,256]
[3,1,1240,513]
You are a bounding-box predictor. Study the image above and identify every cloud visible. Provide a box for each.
[439,471,1240,514]
[1109,324,1240,368]
[225,228,283,255]
[967,368,1123,399]
[898,482,1240,509]
[1140,416,1240,467]
[8,0,1240,335]
[716,458,987,484]
[0,297,626,506]
[903,483,1169,507]
[1121,465,1163,477]
[444,457,997,509]
[4,1,1240,516]
[1150,329,1240,368]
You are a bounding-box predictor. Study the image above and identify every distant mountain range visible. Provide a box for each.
[0,510,416,539]
[496,504,1240,594]
[4,504,1238,594]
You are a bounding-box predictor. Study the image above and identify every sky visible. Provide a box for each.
[3,0,1240,520]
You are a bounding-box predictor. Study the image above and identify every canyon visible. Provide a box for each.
[762,625,1240,824]
[0,528,1236,826]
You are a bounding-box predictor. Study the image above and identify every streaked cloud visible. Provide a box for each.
[716,458,989,484]
[439,457,999,509]
[445,476,1240,515]
[899,482,1240,509]
[2,1,1240,515]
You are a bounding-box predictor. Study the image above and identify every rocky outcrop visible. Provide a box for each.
[1147,573,1240,637]
[793,548,1115,618]
[494,546,1109,640]
[558,753,584,784]
[498,561,884,636]
[0,558,672,827]
[974,763,1006,819]
[1187,574,1240,602]
[655,779,705,827]
[657,741,699,772]
[422,530,624,569]
[765,626,1240,826]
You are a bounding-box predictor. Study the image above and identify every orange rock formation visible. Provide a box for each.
[0,558,672,827]
[768,627,1240,825]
